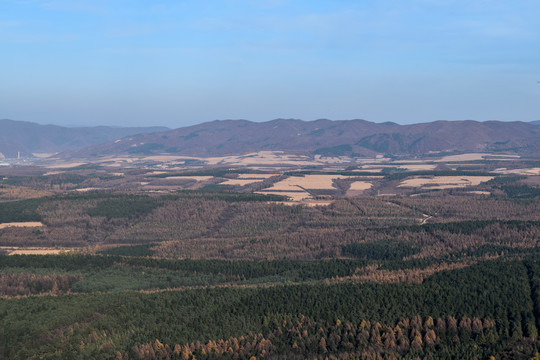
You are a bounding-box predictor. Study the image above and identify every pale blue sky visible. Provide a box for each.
[1,0,539,128]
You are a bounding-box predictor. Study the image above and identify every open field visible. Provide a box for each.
[237,173,279,179]
[265,174,352,191]
[44,162,88,168]
[436,152,521,162]
[398,176,494,189]
[160,176,214,181]
[348,181,372,191]
[45,151,365,169]
[346,181,373,196]
[395,164,437,171]
[221,178,264,186]
[351,168,382,173]
[0,222,44,229]
[495,167,540,176]
[361,164,437,171]
[4,248,67,255]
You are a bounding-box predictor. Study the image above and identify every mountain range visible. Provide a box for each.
[61,118,540,160]
[0,119,168,159]
[2,118,540,161]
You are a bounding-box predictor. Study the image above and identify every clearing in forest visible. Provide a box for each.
[0,222,44,229]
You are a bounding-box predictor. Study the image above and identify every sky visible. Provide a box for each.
[1,0,539,128]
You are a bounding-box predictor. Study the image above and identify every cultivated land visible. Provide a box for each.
[2,151,540,358]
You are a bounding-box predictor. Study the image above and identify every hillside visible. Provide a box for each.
[0,119,168,158]
[61,118,540,159]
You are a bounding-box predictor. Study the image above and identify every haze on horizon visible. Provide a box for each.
[1,0,539,128]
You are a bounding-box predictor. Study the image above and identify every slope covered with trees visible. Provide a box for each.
[1,258,539,359]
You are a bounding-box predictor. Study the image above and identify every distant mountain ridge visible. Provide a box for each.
[0,119,169,158]
[61,118,540,160]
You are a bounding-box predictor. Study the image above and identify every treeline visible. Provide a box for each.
[1,173,88,188]
[500,185,540,198]
[132,315,500,359]
[0,254,368,283]
[0,273,82,296]
[0,259,537,359]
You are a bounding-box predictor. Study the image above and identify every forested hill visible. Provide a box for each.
[61,118,540,159]
[2,256,540,359]
[0,119,168,158]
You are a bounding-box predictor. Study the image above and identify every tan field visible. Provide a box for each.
[398,176,494,189]
[265,174,352,191]
[486,154,520,159]
[279,199,334,207]
[436,153,488,162]
[0,222,44,229]
[312,155,360,163]
[9,249,64,255]
[495,168,540,176]
[135,151,360,167]
[299,199,334,206]
[142,155,199,162]
[436,153,520,162]
[43,150,376,168]
[362,164,436,171]
[396,164,437,171]
[162,176,214,181]
[237,173,279,179]
[348,181,373,191]
[5,248,68,255]
[32,153,55,158]
[355,168,383,173]
[75,188,102,192]
[221,179,264,186]
[204,152,324,166]
[43,171,65,176]
[45,162,88,168]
